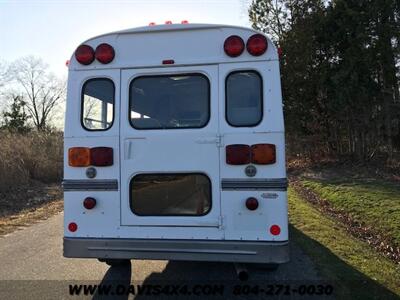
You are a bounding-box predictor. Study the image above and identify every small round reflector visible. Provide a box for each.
[224,35,245,57]
[83,197,97,209]
[75,45,95,65]
[95,43,115,64]
[270,224,281,236]
[245,197,259,210]
[68,222,78,232]
[246,34,268,56]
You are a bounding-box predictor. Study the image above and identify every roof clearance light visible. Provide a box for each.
[162,59,175,65]
[165,20,173,24]
[224,35,245,57]
[75,45,95,65]
[95,43,115,64]
[246,34,268,56]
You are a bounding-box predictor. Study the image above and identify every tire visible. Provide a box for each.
[98,259,130,267]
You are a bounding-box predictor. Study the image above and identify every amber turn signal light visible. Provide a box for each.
[251,144,276,165]
[68,147,91,167]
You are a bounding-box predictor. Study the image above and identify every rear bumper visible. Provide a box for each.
[64,237,289,264]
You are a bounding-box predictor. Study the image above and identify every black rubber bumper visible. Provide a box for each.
[64,237,289,264]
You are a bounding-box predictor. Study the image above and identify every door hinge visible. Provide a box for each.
[218,215,225,229]
[216,134,224,148]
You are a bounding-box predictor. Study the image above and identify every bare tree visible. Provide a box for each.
[9,56,65,131]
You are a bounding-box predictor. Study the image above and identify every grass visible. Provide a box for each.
[0,200,63,236]
[299,177,400,247]
[288,188,400,299]
[0,130,63,192]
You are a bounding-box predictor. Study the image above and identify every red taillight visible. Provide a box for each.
[165,20,172,24]
[251,144,276,165]
[226,144,250,165]
[224,35,245,57]
[83,197,96,209]
[270,225,281,236]
[246,34,268,56]
[68,222,78,232]
[75,45,95,65]
[245,197,259,211]
[181,20,189,24]
[226,144,276,165]
[95,43,115,64]
[149,22,156,26]
[68,147,113,167]
[90,147,113,166]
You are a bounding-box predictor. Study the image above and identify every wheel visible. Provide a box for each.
[98,258,130,267]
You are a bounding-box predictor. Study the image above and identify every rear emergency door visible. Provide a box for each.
[120,65,221,227]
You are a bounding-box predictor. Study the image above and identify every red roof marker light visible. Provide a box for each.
[75,45,95,65]
[224,35,245,57]
[95,43,115,64]
[247,34,268,56]
[162,59,175,65]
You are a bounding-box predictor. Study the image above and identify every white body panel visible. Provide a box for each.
[63,24,288,256]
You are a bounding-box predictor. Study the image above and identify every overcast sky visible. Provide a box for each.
[0,0,252,76]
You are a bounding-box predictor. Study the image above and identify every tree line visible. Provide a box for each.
[0,56,65,132]
[249,0,400,162]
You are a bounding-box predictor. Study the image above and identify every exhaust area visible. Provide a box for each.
[234,263,249,281]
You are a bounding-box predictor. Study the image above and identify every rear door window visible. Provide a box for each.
[129,74,210,129]
[130,173,211,216]
[226,71,262,127]
[81,78,114,130]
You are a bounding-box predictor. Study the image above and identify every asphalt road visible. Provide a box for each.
[0,213,331,299]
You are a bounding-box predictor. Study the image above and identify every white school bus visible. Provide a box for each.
[63,23,289,268]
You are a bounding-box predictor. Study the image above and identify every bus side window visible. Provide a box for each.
[226,71,263,127]
[81,78,115,130]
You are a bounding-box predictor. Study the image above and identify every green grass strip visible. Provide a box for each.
[289,188,400,299]
[300,178,400,247]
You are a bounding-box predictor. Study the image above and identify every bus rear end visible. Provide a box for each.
[63,23,289,266]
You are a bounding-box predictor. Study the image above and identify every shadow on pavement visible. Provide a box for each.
[93,226,399,299]
[92,261,132,300]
